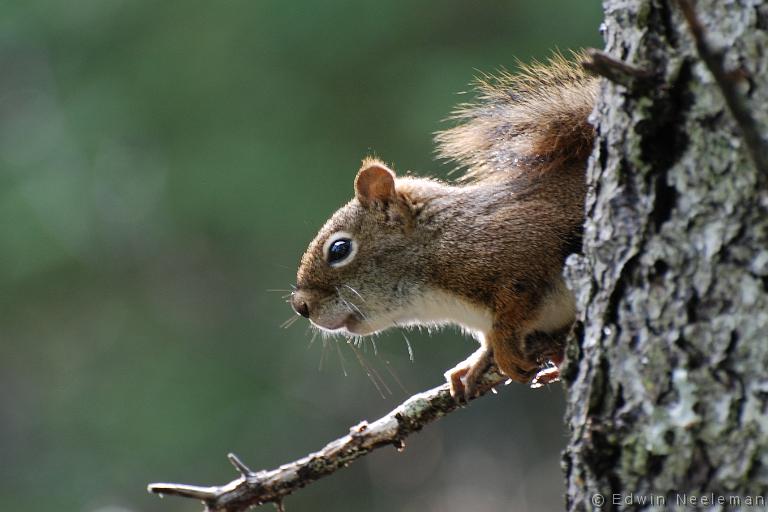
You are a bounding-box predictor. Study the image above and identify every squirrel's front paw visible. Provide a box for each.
[444,347,493,402]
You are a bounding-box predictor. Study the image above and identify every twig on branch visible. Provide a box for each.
[148,367,508,512]
[581,48,654,90]
[676,0,768,175]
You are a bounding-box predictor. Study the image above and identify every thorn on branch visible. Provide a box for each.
[581,48,654,90]
[228,453,254,477]
[675,0,768,174]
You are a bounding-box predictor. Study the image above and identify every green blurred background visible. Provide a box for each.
[0,2,601,511]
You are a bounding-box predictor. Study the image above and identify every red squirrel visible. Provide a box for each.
[291,54,598,400]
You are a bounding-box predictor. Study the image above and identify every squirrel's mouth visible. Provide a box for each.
[310,312,361,334]
[310,311,390,337]
[310,311,398,339]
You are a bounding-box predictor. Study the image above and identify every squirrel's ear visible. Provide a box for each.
[354,160,396,207]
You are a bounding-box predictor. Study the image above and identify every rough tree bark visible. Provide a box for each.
[563,0,768,510]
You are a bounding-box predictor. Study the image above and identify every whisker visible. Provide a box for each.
[319,338,329,371]
[342,298,367,321]
[280,315,300,329]
[343,284,366,303]
[401,332,415,362]
[337,296,352,313]
[335,287,368,321]
[266,289,293,293]
[307,329,319,348]
[353,335,402,394]
[348,342,389,398]
[335,340,348,377]
[382,358,409,395]
[364,357,391,396]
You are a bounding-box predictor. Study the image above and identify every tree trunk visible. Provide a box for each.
[563,0,768,510]
[564,0,768,511]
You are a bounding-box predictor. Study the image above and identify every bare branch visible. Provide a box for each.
[581,48,654,89]
[675,0,768,174]
[148,367,509,511]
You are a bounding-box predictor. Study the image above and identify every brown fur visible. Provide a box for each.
[293,54,598,398]
[436,52,598,181]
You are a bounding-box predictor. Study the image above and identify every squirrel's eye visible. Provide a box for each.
[324,232,357,268]
[328,238,353,265]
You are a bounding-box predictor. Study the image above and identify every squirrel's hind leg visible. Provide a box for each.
[488,328,539,385]
[530,365,561,388]
[524,328,570,388]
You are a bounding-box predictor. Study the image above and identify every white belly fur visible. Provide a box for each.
[531,278,576,333]
[396,288,494,336]
[395,280,574,339]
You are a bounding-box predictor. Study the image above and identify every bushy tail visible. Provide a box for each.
[435,52,598,181]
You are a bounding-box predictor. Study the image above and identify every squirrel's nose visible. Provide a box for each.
[291,293,310,318]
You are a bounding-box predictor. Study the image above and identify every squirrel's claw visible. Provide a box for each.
[445,346,493,402]
[530,365,561,388]
[446,367,468,402]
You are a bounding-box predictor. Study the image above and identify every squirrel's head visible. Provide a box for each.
[292,158,431,337]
